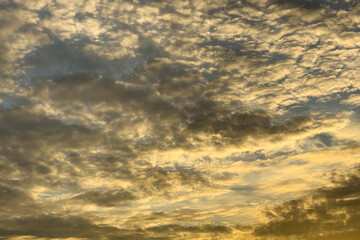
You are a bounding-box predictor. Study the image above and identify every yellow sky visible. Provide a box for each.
[1,0,360,239]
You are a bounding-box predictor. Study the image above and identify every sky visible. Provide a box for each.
[1,0,360,239]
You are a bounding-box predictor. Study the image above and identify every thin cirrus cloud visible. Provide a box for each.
[0,0,360,239]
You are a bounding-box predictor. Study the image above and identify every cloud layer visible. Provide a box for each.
[1,0,360,239]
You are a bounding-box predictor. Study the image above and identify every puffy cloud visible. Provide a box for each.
[1,0,360,239]
[0,7,49,75]
[342,93,360,106]
[254,166,360,239]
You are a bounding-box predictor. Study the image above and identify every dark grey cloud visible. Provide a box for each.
[0,107,100,190]
[0,215,168,240]
[272,0,357,11]
[27,56,327,153]
[0,211,233,240]
[0,6,49,79]
[72,189,136,207]
[0,185,41,218]
[55,152,213,202]
[254,166,360,239]
[132,165,214,199]
[0,107,97,147]
[146,223,232,234]
[185,108,314,145]
[125,208,201,225]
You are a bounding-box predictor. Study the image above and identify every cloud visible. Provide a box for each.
[145,223,232,236]
[0,106,101,193]
[0,6,50,75]
[71,189,136,207]
[342,93,360,106]
[254,165,360,239]
[0,0,360,239]
[28,60,340,153]
[0,215,164,240]
[0,186,41,218]
[0,213,234,240]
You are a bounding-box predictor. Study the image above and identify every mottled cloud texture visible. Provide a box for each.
[1,0,360,239]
